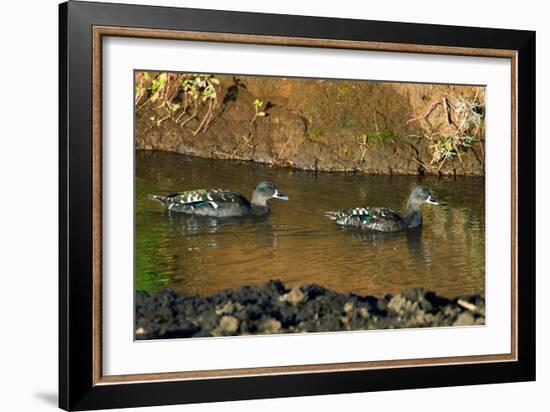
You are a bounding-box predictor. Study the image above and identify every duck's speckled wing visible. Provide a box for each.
[149,189,250,214]
[326,207,405,232]
[167,189,247,207]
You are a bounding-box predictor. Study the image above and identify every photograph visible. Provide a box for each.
[52,1,536,410]
[134,71,487,340]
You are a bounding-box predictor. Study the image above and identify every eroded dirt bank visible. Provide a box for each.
[135,280,485,339]
[135,73,485,176]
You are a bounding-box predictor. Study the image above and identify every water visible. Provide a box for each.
[136,151,485,298]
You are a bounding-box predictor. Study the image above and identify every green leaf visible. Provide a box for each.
[353,134,368,144]
[167,103,180,112]
[379,129,393,139]
[309,128,322,139]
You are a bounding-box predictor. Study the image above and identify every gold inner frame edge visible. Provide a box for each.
[91,26,518,385]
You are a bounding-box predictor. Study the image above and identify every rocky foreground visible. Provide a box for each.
[135,280,485,340]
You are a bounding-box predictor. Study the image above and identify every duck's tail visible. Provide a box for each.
[324,211,341,220]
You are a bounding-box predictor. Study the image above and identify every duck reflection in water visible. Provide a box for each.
[165,213,278,249]
[339,224,427,263]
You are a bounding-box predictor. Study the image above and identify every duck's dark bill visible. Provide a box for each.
[274,191,289,200]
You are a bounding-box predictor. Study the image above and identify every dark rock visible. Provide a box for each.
[161,321,199,339]
[418,297,434,313]
[198,310,219,330]
[318,314,341,331]
[240,320,259,334]
[234,304,263,322]
[348,314,369,329]
[279,305,298,327]
[192,330,212,338]
[297,320,318,333]
[303,283,328,299]
[264,279,288,297]
[296,299,321,323]
[135,280,485,339]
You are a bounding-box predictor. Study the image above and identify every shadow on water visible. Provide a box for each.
[136,151,485,298]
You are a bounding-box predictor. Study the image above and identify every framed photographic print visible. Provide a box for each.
[59,1,536,410]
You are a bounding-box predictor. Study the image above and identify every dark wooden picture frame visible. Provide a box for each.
[59,1,536,410]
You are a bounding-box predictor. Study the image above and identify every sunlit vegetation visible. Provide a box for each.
[250,98,267,125]
[354,128,393,161]
[308,127,322,140]
[408,92,485,171]
[135,72,221,135]
[353,113,394,161]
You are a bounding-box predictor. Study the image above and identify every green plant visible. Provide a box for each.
[407,91,485,170]
[454,94,484,134]
[353,128,393,161]
[178,74,220,135]
[250,99,266,125]
[461,135,479,148]
[135,72,221,135]
[336,83,353,98]
[341,143,353,158]
[430,137,457,170]
[238,98,270,152]
[308,127,322,140]
[149,72,168,102]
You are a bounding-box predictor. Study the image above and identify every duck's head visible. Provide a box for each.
[251,181,289,206]
[407,186,439,209]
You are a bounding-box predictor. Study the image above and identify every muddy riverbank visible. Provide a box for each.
[135,280,485,339]
[135,73,485,176]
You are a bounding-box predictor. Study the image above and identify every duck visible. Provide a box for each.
[325,186,439,232]
[148,181,289,217]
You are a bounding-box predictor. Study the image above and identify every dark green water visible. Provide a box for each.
[136,151,485,298]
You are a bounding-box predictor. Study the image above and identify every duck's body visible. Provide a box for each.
[326,186,439,233]
[327,207,408,232]
[148,181,288,217]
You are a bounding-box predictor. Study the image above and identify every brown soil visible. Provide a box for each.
[136,74,485,176]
